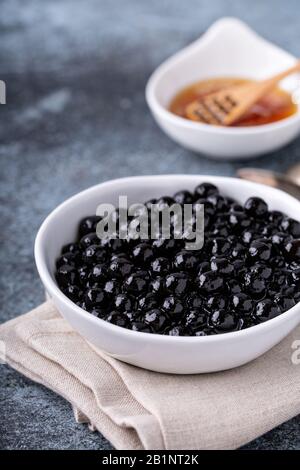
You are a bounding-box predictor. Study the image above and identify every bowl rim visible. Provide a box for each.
[145,17,300,136]
[35,174,300,344]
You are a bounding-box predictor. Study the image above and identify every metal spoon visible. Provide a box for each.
[285,162,300,186]
[236,163,300,200]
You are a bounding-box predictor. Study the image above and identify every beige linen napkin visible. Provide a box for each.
[1,301,300,450]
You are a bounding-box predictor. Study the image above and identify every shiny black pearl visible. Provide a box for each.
[103,279,120,297]
[283,239,300,261]
[150,257,171,274]
[174,190,194,204]
[142,309,168,331]
[211,224,230,238]
[212,220,229,239]
[267,287,278,299]
[155,196,175,212]
[56,264,77,287]
[89,264,108,284]
[231,242,247,259]
[194,182,218,198]
[124,271,150,294]
[271,232,291,247]
[186,292,203,310]
[226,279,242,294]
[132,243,154,264]
[114,293,136,312]
[63,285,83,302]
[270,232,293,258]
[115,296,134,315]
[198,270,224,292]
[198,261,210,275]
[280,285,297,297]
[76,300,87,311]
[231,293,254,316]
[289,268,300,284]
[89,307,105,318]
[268,210,284,226]
[244,273,266,298]
[254,299,281,322]
[109,257,134,277]
[83,244,107,265]
[232,259,245,274]
[281,217,300,237]
[209,309,239,332]
[224,196,236,205]
[110,252,130,261]
[248,240,272,261]
[80,232,100,248]
[100,237,125,252]
[84,276,100,290]
[62,243,80,254]
[78,265,91,284]
[162,296,185,318]
[138,293,158,310]
[230,202,244,212]
[250,263,273,280]
[207,294,227,311]
[184,310,207,330]
[294,291,300,303]
[244,197,268,217]
[274,294,296,312]
[211,237,231,256]
[228,211,252,231]
[124,311,136,322]
[85,288,108,308]
[210,257,234,276]
[56,252,80,269]
[271,256,286,269]
[207,194,228,212]
[149,276,165,295]
[242,230,255,244]
[165,325,185,336]
[144,198,157,210]
[194,329,211,336]
[290,261,300,270]
[79,216,102,237]
[261,224,277,237]
[165,272,190,296]
[131,321,154,333]
[152,238,181,253]
[106,311,129,328]
[174,250,199,272]
[272,269,288,287]
[193,199,215,217]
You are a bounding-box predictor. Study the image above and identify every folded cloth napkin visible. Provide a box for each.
[1,301,300,450]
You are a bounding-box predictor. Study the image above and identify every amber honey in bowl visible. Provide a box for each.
[169,77,297,127]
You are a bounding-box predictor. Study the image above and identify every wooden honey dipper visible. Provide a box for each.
[186,62,300,126]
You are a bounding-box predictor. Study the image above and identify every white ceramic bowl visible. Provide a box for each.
[146,18,300,160]
[35,175,300,374]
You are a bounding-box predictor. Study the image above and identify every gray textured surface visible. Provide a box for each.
[0,0,300,450]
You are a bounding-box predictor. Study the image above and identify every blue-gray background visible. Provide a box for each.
[1,0,299,450]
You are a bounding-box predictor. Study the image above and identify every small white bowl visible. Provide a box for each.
[35,175,300,374]
[146,18,300,160]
